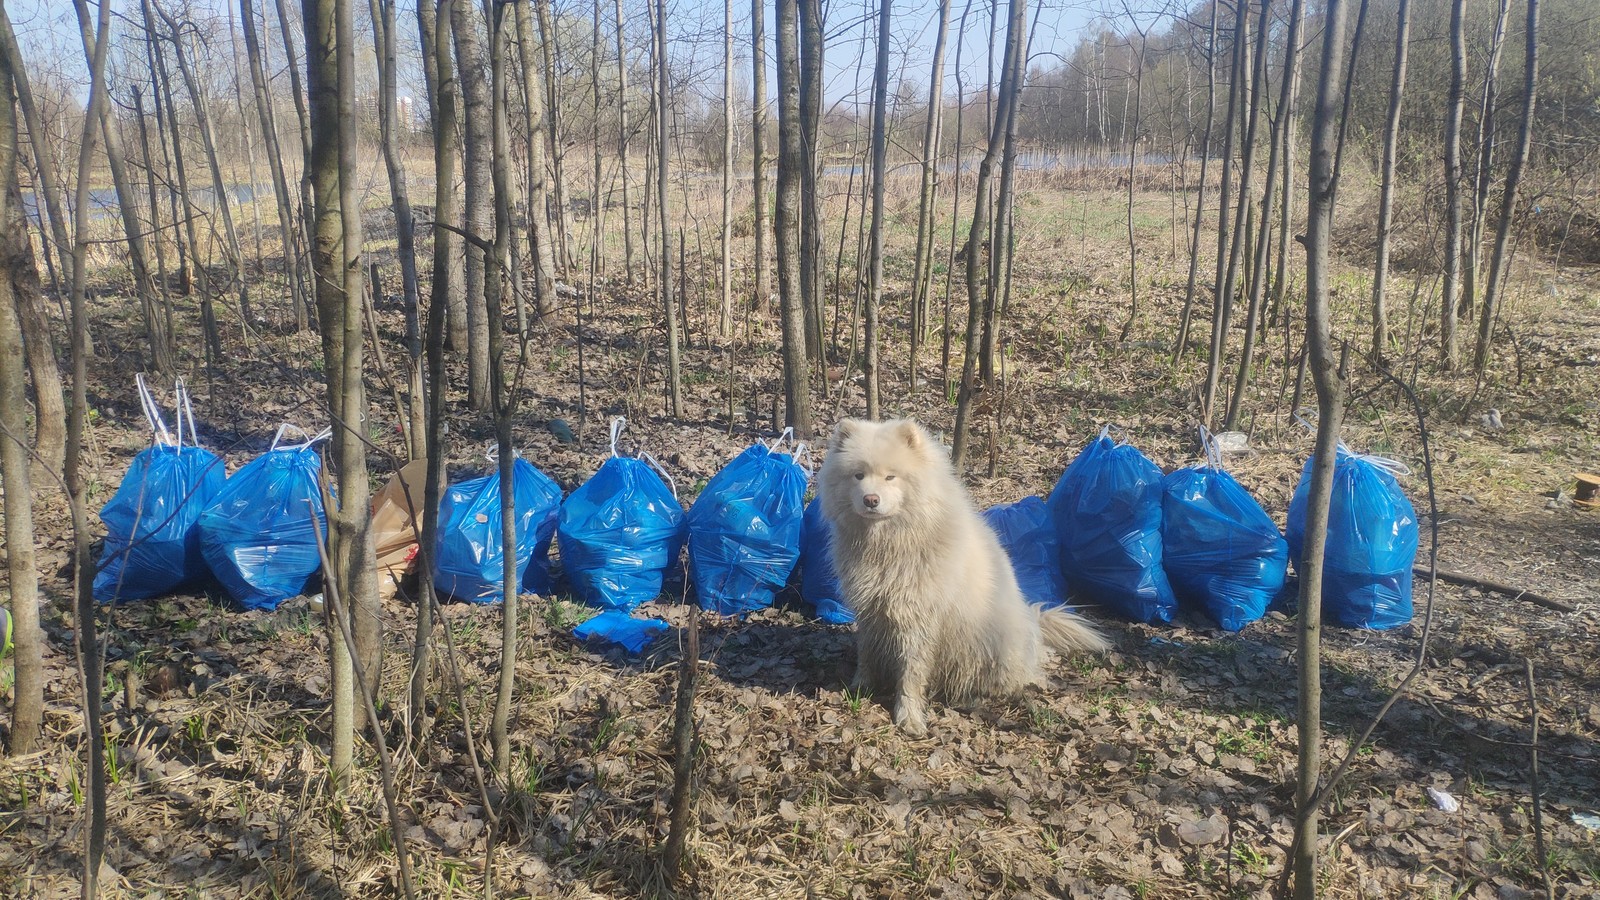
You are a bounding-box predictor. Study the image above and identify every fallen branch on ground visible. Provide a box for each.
[1413,566,1576,613]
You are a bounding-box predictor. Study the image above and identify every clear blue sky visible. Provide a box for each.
[4,0,1138,111]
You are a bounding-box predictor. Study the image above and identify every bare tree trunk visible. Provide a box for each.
[863,0,892,418]
[1370,0,1411,360]
[952,0,1025,469]
[720,0,734,336]
[536,0,574,272]
[271,0,315,237]
[157,0,252,326]
[415,0,461,743]
[615,0,635,284]
[336,0,380,704]
[797,0,824,362]
[1225,0,1305,429]
[1440,0,1467,368]
[0,12,65,474]
[750,0,769,308]
[71,3,170,374]
[418,0,468,349]
[1294,0,1352,891]
[774,0,811,437]
[589,0,605,284]
[980,11,1028,387]
[1268,0,1306,323]
[1173,0,1219,363]
[273,0,312,163]
[309,0,380,778]
[369,0,425,459]
[143,0,221,361]
[1203,0,1268,425]
[454,0,493,411]
[487,0,520,777]
[332,0,382,714]
[306,0,356,783]
[908,0,951,388]
[142,0,189,300]
[942,0,974,389]
[0,12,72,303]
[512,0,555,317]
[655,0,683,417]
[1463,0,1512,323]
[1118,27,1147,343]
[1330,0,1373,206]
[227,2,265,278]
[243,0,311,333]
[132,87,178,364]
[0,49,41,757]
[67,1,112,890]
[1474,0,1537,373]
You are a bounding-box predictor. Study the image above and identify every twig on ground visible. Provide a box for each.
[1525,658,1555,900]
[1412,566,1576,613]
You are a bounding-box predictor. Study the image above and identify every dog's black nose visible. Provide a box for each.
[862,494,880,509]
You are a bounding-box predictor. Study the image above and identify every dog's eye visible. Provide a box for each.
[853,473,864,481]
[884,474,896,481]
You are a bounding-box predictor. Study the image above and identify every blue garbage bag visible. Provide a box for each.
[687,436,809,614]
[984,496,1067,608]
[1285,446,1417,629]
[557,418,685,614]
[573,610,670,653]
[1162,453,1287,631]
[1046,431,1109,553]
[433,454,563,604]
[1048,430,1177,624]
[95,377,226,602]
[800,497,853,624]
[197,426,330,611]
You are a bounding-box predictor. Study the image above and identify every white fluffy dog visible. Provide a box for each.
[818,418,1109,737]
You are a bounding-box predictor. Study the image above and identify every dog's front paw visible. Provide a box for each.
[893,700,928,738]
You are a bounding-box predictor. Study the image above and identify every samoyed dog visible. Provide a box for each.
[819,418,1109,737]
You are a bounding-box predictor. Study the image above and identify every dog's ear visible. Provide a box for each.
[829,419,857,450]
[894,419,924,450]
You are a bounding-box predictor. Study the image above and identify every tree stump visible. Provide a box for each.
[1574,473,1600,509]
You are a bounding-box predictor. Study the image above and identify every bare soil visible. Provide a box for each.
[2,179,1598,899]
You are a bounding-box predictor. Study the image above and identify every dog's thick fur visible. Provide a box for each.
[819,418,1109,737]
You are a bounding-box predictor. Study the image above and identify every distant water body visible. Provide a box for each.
[21,183,270,225]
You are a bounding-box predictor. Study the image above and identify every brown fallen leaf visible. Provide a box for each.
[1177,812,1229,846]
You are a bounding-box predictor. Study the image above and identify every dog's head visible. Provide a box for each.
[820,418,934,522]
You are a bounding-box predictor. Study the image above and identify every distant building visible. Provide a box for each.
[355,95,422,134]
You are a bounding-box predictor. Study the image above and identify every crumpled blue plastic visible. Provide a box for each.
[197,436,327,611]
[557,439,685,613]
[983,496,1067,608]
[1047,431,1177,624]
[1162,464,1287,631]
[687,441,809,615]
[433,456,563,604]
[96,443,227,603]
[573,610,670,653]
[1285,446,1418,629]
[799,497,853,623]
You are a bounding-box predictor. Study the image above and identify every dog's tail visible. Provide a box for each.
[1037,606,1111,655]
